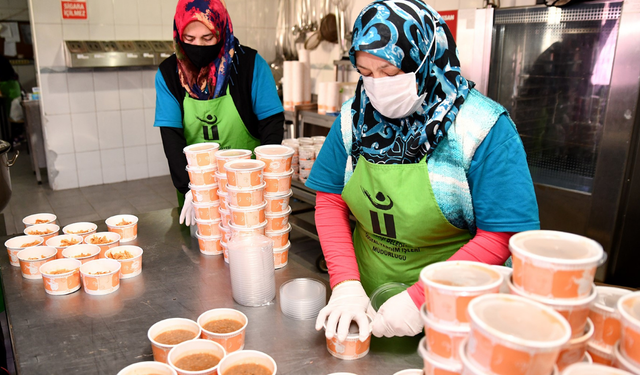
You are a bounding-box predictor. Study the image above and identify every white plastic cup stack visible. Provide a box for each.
[298,140,316,183]
[282,139,299,181]
[279,278,326,320]
[228,235,276,307]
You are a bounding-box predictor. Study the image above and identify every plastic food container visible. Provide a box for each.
[193,201,221,221]
[420,304,469,362]
[196,219,222,237]
[392,370,423,375]
[117,361,177,375]
[254,145,295,173]
[561,363,632,374]
[556,318,594,371]
[216,172,229,193]
[186,165,217,186]
[217,350,277,375]
[618,291,640,368]
[217,189,228,210]
[46,234,83,258]
[227,182,266,207]
[189,183,220,204]
[419,336,463,375]
[22,213,57,228]
[221,239,229,264]
[84,232,121,258]
[265,223,291,248]
[228,220,267,239]
[148,318,202,364]
[492,265,513,294]
[62,222,98,239]
[229,202,267,227]
[219,222,231,243]
[613,341,640,374]
[80,259,121,295]
[265,206,291,231]
[264,170,293,195]
[510,230,604,299]
[17,246,56,279]
[5,235,43,267]
[39,258,82,295]
[105,245,143,279]
[106,214,138,242]
[324,316,372,360]
[219,209,231,229]
[279,278,326,320]
[419,261,503,324]
[197,308,248,353]
[273,241,290,269]
[264,190,292,214]
[586,341,614,366]
[466,294,571,375]
[195,232,222,256]
[184,142,220,168]
[369,282,409,312]
[590,286,632,349]
[167,339,226,375]
[215,149,252,173]
[23,223,60,242]
[61,244,101,264]
[225,159,265,189]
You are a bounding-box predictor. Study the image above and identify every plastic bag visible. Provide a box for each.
[9,97,23,122]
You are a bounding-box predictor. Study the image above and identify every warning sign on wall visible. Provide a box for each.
[439,10,458,41]
[61,1,87,20]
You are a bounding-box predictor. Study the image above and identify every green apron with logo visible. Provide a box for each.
[178,86,260,206]
[341,155,473,296]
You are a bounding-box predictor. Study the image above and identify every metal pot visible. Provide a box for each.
[0,140,18,213]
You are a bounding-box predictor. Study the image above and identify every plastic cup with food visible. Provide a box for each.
[17,246,57,279]
[264,223,291,248]
[84,232,121,258]
[613,340,640,374]
[219,222,231,243]
[5,235,43,267]
[225,160,265,189]
[264,190,292,214]
[618,291,640,368]
[273,241,290,270]
[46,234,83,258]
[217,350,277,375]
[193,201,221,221]
[22,213,56,228]
[420,304,469,362]
[226,182,266,207]
[105,245,143,279]
[23,223,60,242]
[221,239,229,264]
[324,316,372,360]
[556,318,594,371]
[61,244,101,264]
[105,214,138,242]
[62,222,98,239]
[590,286,633,349]
[168,339,226,375]
[79,259,121,295]
[39,258,82,295]
[228,220,267,239]
[586,341,615,366]
[186,164,217,186]
[418,336,462,375]
[189,183,220,204]
[195,232,222,256]
[254,145,295,173]
[197,308,248,353]
[263,170,293,195]
[562,363,632,374]
[117,361,177,375]
[195,218,222,237]
[217,189,228,211]
[148,318,202,364]
[219,209,231,230]
[215,149,252,174]
[184,142,220,168]
[491,265,513,294]
[228,202,267,227]
[265,206,291,232]
[216,172,229,193]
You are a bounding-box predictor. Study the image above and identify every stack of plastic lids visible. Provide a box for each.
[227,235,275,307]
[279,278,326,320]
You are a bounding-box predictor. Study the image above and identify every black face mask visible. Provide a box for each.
[180,40,223,69]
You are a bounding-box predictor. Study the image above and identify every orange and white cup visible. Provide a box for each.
[613,340,640,374]
[193,200,221,221]
[22,213,57,228]
[184,142,220,168]
[195,232,222,256]
[217,350,277,375]
[186,164,217,186]
[80,259,121,295]
[563,363,629,374]
[17,246,57,279]
[215,149,252,173]
[62,244,101,264]
[39,258,82,295]
[420,304,469,362]
[418,336,463,375]
[168,339,226,375]
[324,316,372,360]
[556,318,594,371]
[106,214,138,242]
[46,234,84,259]
[189,183,219,204]
[590,286,633,349]
[419,261,503,324]
[84,232,121,258]
[197,308,248,353]
[274,241,290,269]
[221,239,229,264]
[265,223,291,248]
[491,265,513,294]
[225,159,265,189]
[148,318,202,364]
[227,182,266,207]
[466,294,571,375]
[265,190,293,213]
[265,206,291,231]
[24,223,59,242]
[216,172,229,193]
[219,209,231,229]
[254,144,295,173]
[229,201,267,227]
[228,220,267,239]
[5,235,43,266]
[196,218,222,237]
[62,222,98,239]
[217,189,228,210]
[618,291,640,368]
[219,222,231,243]
[264,170,293,195]
[117,361,177,375]
[586,341,615,366]
[105,245,143,279]
[510,230,604,300]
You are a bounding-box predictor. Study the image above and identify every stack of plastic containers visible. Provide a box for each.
[183,142,222,256]
[282,139,299,181]
[616,292,640,373]
[227,235,276,307]
[279,278,326,320]
[297,137,315,183]
[254,144,295,269]
[312,136,326,158]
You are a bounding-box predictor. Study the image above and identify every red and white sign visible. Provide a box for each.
[439,10,458,41]
[61,0,87,20]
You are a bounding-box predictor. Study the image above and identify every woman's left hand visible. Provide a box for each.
[371,290,422,338]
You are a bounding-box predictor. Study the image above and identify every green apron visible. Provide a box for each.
[341,155,473,296]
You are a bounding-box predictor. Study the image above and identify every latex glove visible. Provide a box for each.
[371,290,422,338]
[179,190,195,227]
[315,280,371,342]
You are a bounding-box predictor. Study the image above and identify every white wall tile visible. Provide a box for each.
[226,0,246,28]
[142,69,156,108]
[459,0,483,8]
[40,73,70,116]
[86,0,114,25]
[115,25,140,40]
[247,0,277,29]
[144,108,161,145]
[161,23,173,40]
[67,72,96,113]
[139,25,163,40]
[160,0,176,25]
[515,0,537,5]
[51,154,79,190]
[89,24,115,40]
[34,23,64,68]
[101,148,126,183]
[97,110,124,149]
[138,0,162,26]
[43,114,74,155]
[434,0,459,10]
[118,71,143,110]
[94,72,120,111]
[76,151,103,186]
[114,0,138,25]
[62,24,90,40]
[148,161,170,177]
[126,163,149,180]
[71,112,99,152]
[31,0,61,24]
[78,167,104,187]
[121,109,146,147]
[125,146,149,180]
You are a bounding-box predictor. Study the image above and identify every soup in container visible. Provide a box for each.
[195,218,222,237]
[265,224,291,248]
[84,232,121,258]
[228,202,267,227]
[39,258,82,295]
[419,261,503,324]
[217,350,277,375]
[217,189,228,210]
[193,201,221,221]
[225,159,265,189]
[148,318,202,364]
[80,259,121,295]
[17,246,57,279]
[324,317,372,360]
[216,172,229,193]
[105,245,143,279]
[215,149,252,173]
[168,339,226,375]
[24,223,59,242]
[263,170,293,195]
[117,361,178,375]
[466,294,571,375]
[186,165,217,186]
[590,286,632,349]
[562,363,633,374]
[618,291,640,368]
[418,336,463,375]
[197,308,248,353]
[265,206,291,231]
[586,341,614,366]
[228,220,266,239]
[556,318,594,371]
[46,234,83,259]
[264,190,292,213]
[189,183,219,204]
[613,341,640,374]
[22,213,56,228]
[420,304,469,362]
[184,142,220,168]
[106,214,138,242]
[62,222,98,239]
[5,235,43,266]
[61,244,101,264]
[254,145,295,173]
[195,232,222,256]
[273,241,290,269]
[226,183,265,207]
[509,230,604,299]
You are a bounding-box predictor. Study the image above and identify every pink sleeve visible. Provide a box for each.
[315,191,360,289]
[406,229,514,308]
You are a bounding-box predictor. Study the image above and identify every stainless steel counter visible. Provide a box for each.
[0,208,422,374]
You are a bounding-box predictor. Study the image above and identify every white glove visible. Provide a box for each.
[371,290,422,338]
[179,190,196,227]
[315,280,371,342]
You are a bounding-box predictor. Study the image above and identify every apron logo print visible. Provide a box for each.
[198,115,220,141]
[197,114,218,125]
[362,188,396,238]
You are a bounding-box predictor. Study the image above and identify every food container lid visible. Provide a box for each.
[369,282,408,312]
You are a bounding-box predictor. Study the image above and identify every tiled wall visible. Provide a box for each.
[29,0,278,190]
[0,0,29,21]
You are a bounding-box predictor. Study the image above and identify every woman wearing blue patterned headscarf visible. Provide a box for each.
[307,0,538,341]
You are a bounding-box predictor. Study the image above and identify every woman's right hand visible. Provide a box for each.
[179,190,195,226]
[315,280,371,342]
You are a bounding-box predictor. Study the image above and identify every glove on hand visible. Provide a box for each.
[371,290,422,338]
[179,190,196,227]
[315,280,371,342]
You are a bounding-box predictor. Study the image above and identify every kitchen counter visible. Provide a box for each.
[0,208,422,374]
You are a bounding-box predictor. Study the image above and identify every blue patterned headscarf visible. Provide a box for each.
[349,0,472,166]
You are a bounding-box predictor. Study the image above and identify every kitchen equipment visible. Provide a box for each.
[0,139,17,212]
